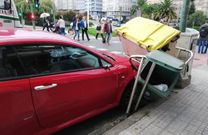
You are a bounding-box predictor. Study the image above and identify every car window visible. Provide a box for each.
[14,45,101,76]
[0,46,25,81]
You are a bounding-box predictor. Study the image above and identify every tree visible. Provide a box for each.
[156,0,177,22]
[189,0,195,15]
[130,0,146,16]
[37,0,54,14]
[139,3,160,19]
[187,11,206,28]
[15,0,31,14]
[151,3,163,20]
[15,0,55,25]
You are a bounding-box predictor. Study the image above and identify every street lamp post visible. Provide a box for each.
[87,0,90,28]
[52,0,56,24]
[179,0,190,32]
[29,0,35,30]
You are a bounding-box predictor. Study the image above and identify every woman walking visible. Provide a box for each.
[73,18,81,41]
[57,15,65,35]
[95,20,104,42]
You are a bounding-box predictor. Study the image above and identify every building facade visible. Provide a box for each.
[54,0,74,11]
[84,0,103,17]
[54,0,137,19]
[103,0,136,19]
[74,0,85,11]
[54,0,103,17]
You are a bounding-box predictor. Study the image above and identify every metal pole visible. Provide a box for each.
[67,0,68,11]
[134,63,156,111]
[20,8,23,26]
[87,0,90,28]
[53,0,56,23]
[29,0,35,30]
[179,0,190,32]
[126,57,145,114]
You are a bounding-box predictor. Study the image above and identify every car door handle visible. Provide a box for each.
[34,83,58,91]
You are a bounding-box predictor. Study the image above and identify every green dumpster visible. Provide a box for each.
[139,50,184,98]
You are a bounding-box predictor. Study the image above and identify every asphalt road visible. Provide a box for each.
[53,100,152,135]
[53,108,125,135]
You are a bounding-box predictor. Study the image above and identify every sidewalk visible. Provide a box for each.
[103,53,208,135]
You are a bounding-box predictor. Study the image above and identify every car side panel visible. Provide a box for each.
[0,79,40,135]
[30,68,118,128]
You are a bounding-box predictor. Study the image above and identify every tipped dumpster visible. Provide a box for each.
[139,50,184,98]
[122,17,194,113]
[116,17,180,56]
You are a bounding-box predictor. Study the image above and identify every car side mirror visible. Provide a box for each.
[103,64,112,69]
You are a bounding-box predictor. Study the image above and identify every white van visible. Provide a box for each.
[0,0,21,28]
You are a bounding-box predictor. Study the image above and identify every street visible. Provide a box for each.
[67,34,124,55]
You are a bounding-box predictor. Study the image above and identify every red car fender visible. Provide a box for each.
[115,64,137,105]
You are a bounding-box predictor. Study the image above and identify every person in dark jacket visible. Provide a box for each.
[104,19,112,45]
[80,16,90,41]
[198,23,208,54]
[42,17,50,32]
[4,0,11,10]
[73,18,81,41]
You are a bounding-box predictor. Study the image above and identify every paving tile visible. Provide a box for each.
[139,125,162,135]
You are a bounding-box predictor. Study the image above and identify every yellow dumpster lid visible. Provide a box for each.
[116,17,180,51]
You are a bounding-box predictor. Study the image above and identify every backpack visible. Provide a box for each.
[96,25,101,31]
[200,26,208,38]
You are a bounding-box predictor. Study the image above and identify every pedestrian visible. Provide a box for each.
[4,0,11,10]
[73,18,81,41]
[73,14,79,23]
[80,16,90,41]
[104,19,113,45]
[95,19,104,41]
[198,22,208,54]
[71,14,79,34]
[42,17,50,32]
[57,15,65,35]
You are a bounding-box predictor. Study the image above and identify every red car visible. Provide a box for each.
[0,29,136,135]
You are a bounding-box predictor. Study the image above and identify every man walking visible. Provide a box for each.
[198,22,208,54]
[81,16,90,41]
[104,19,113,45]
[73,18,81,41]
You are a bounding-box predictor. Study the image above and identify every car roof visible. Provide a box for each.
[0,28,75,46]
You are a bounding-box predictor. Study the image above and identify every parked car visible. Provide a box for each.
[0,29,137,135]
[113,21,121,27]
